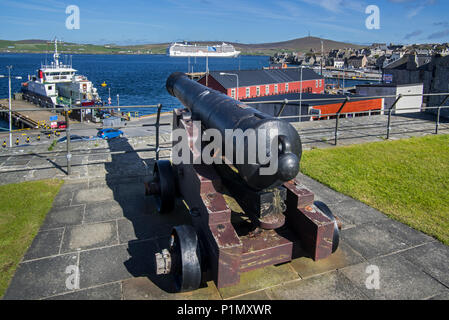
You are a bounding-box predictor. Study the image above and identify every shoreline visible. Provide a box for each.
[0,51,269,57]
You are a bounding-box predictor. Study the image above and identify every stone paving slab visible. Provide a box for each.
[60,221,118,253]
[117,216,171,244]
[229,290,272,300]
[428,292,449,300]
[72,187,114,205]
[83,200,124,223]
[4,253,79,300]
[45,282,122,300]
[217,263,299,300]
[398,241,449,287]
[23,228,64,261]
[40,205,85,230]
[340,253,447,300]
[78,240,155,289]
[290,242,365,279]
[326,199,391,226]
[122,277,222,300]
[51,191,75,207]
[340,223,412,260]
[375,219,436,247]
[266,271,368,300]
[58,181,89,193]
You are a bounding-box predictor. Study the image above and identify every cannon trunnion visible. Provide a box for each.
[148,73,340,292]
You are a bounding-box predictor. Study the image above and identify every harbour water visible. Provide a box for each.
[0,53,373,131]
[0,118,16,131]
[0,119,8,132]
[0,53,269,114]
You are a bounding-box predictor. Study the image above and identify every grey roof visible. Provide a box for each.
[383,55,408,69]
[384,54,432,70]
[207,68,323,89]
[348,56,365,60]
[416,55,432,67]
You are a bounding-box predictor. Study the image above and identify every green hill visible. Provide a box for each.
[0,37,365,55]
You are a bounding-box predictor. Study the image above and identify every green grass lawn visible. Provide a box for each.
[300,134,449,245]
[0,179,63,298]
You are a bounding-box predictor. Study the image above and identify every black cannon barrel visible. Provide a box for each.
[166,72,302,190]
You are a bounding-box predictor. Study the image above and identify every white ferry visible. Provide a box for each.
[22,39,101,108]
[167,42,240,58]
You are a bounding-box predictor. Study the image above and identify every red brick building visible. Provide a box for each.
[198,68,325,100]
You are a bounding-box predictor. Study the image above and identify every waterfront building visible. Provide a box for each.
[198,68,325,100]
[347,56,368,69]
[356,83,424,114]
[334,59,345,69]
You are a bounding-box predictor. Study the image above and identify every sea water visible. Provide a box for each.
[0,53,269,122]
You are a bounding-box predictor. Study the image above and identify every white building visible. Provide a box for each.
[334,59,345,69]
[356,83,424,114]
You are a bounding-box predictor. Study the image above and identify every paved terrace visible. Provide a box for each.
[1,113,449,300]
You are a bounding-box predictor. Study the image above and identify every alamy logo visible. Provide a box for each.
[171,121,280,175]
[66,5,80,30]
[365,5,380,30]
[365,265,380,290]
[65,265,80,290]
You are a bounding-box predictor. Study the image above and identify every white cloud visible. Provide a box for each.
[298,0,366,13]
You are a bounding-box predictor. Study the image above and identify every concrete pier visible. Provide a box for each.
[0,98,63,129]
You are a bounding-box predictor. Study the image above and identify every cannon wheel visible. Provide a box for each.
[169,225,202,292]
[153,160,176,213]
[314,201,340,253]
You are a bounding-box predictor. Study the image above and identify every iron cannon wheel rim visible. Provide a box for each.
[314,201,340,253]
[153,160,175,213]
[169,225,202,292]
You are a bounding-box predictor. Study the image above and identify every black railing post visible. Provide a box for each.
[435,95,449,135]
[276,99,288,118]
[386,94,402,140]
[155,104,162,160]
[64,107,72,175]
[335,97,349,145]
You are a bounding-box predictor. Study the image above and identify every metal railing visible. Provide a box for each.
[0,104,172,175]
[244,92,449,145]
[0,92,449,175]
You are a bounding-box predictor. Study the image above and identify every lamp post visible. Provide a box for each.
[299,66,305,122]
[220,72,239,101]
[108,87,111,113]
[1,66,22,147]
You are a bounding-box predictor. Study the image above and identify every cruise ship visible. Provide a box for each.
[21,39,101,108]
[167,42,240,57]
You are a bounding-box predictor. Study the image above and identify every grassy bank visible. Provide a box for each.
[300,134,449,245]
[0,179,63,298]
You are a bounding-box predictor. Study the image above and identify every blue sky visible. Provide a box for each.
[0,0,447,45]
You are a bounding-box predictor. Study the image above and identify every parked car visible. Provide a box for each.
[57,135,86,143]
[57,135,97,143]
[57,121,67,129]
[98,111,112,119]
[97,128,124,140]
